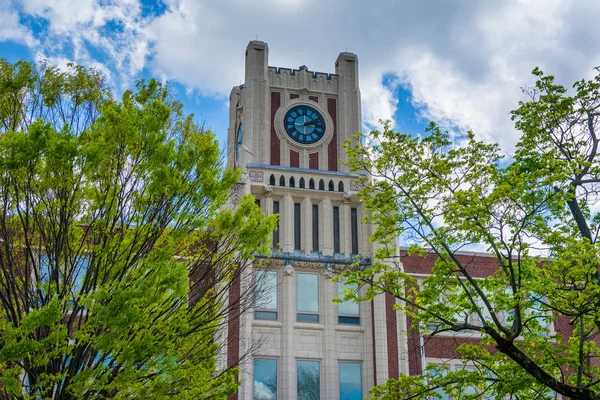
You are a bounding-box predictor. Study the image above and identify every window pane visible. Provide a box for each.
[297,274,319,313]
[297,313,320,323]
[312,204,319,252]
[338,282,359,316]
[339,362,361,400]
[255,271,277,311]
[254,358,277,400]
[273,201,280,249]
[351,207,358,254]
[297,360,320,400]
[294,203,301,250]
[338,316,360,325]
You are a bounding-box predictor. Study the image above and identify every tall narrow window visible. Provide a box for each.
[254,358,277,399]
[255,270,278,320]
[333,206,340,253]
[297,360,320,400]
[351,207,358,254]
[297,273,319,322]
[294,203,301,250]
[338,280,360,324]
[255,199,261,208]
[312,204,319,252]
[273,201,280,249]
[339,362,361,400]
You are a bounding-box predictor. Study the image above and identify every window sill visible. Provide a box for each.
[252,320,283,328]
[336,324,365,332]
[293,322,325,330]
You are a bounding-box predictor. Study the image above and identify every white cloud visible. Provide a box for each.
[5,0,600,151]
[0,2,36,47]
[253,381,276,400]
[16,0,151,90]
[142,0,600,151]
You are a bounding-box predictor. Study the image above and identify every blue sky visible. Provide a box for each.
[1,0,599,152]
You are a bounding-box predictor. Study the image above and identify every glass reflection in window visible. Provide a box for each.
[297,273,319,323]
[254,358,277,400]
[255,270,278,320]
[338,281,359,324]
[297,360,320,400]
[339,362,361,400]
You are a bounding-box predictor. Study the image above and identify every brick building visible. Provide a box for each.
[222,41,566,400]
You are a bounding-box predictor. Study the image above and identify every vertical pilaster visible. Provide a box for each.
[282,265,295,399]
[301,197,312,254]
[335,52,361,173]
[321,197,333,256]
[322,275,337,399]
[341,197,351,256]
[244,41,270,165]
[227,86,240,169]
[282,194,294,253]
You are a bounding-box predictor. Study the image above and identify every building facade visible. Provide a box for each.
[223,40,409,400]
[223,41,575,400]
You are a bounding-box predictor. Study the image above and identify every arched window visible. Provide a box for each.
[235,123,243,164]
[319,179,325,190]
[279,176,285,187]
[338,181,344,192]
[290,176,296,187]
[269,174,276,186]
[329,180,335,191]
[309,178,315,189]
[299,177,305,188]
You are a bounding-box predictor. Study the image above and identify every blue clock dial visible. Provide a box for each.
[284,105,326,144]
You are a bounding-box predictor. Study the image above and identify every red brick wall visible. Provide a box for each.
[290,150,300,168]
[401,250,500,278]
[309,152,319,170]
[270,92,281,165]
[371,299,378,383]
[386,292,400,379]
[309,95,318,103]
[327,98,338,171]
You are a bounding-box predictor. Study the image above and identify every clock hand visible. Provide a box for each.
[303,120,319,126]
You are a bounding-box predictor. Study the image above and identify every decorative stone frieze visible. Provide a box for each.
[249,170,264,182]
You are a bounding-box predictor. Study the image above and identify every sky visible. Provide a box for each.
[1,0,599,154]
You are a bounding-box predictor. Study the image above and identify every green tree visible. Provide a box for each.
[0,59,277,399]
[343,68,600,399]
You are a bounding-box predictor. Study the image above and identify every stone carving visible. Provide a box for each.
[342,192,353,204]
[284,264,295,276]
[249,170,264,183]
[322,265,335,279]
[263,185,273,197]
[350,179,364,192]
[230,183,243,204]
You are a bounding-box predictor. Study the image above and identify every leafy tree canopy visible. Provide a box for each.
[0,59,276,399]
[343,68,600,399]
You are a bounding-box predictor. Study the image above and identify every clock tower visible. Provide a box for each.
[224,41,406,400]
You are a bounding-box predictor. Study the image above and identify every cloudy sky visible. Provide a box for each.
[1,0,599,152]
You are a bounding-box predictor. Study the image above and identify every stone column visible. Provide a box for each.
[263,186,273,216]
[322,271,337,399]
[301,197,312,255]
[341,193,352,256]
[321,197,333,256]
[282,194,294,253]
[282,264,296,399]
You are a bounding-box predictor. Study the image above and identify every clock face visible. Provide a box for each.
[283,105,326,144]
